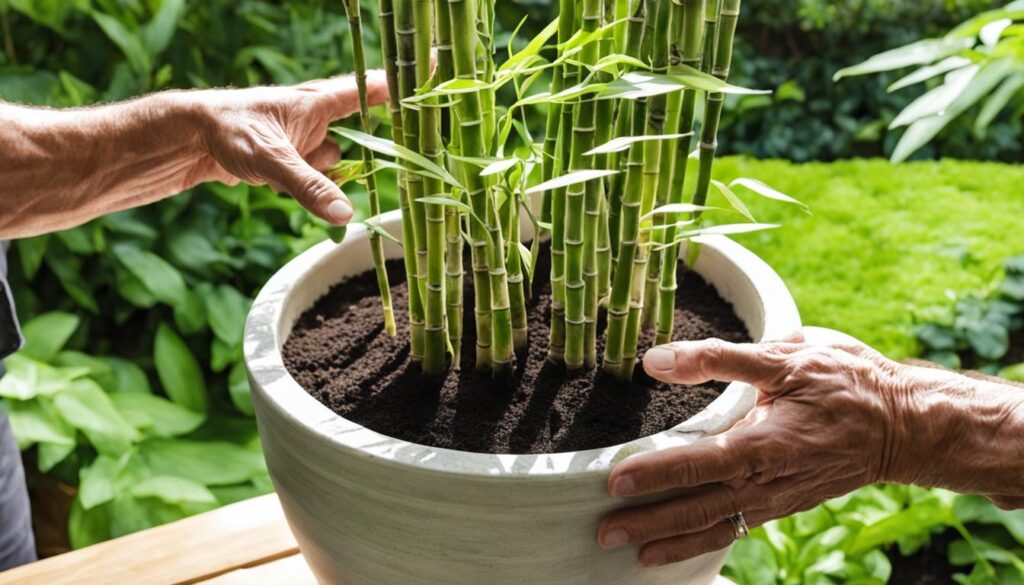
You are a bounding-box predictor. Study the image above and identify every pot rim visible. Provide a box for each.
[244,209,801,480]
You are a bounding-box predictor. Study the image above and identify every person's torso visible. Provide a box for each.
[0,241,22,362]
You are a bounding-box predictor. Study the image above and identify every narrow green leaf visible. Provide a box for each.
[517,242,534,284]
[890,66,979,129]
[975,73,1024,137]
[53,380,141,456]
[642,203,720,222]
[500,18,560,73]
[525,170,618,196]
[364,218,401,245]
[586,133,693,156]
[332,127,464,190]
[887,57,973,92]
[711,180,756,222]
[730,178,810,212]
[834,38,974,81]
[480,157,520,177]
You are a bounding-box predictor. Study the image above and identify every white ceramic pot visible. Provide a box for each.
[244,205,801,585]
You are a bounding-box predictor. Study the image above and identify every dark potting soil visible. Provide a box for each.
[282,246,749,454]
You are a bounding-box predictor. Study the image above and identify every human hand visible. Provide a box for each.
[596,327,953,567]
[182,72,388,226]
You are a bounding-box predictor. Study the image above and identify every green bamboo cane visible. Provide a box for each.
[618,0,670,379]
[380,0,425,361]
[655,0,706,344]
[395,0,430,343]
[433,0,464,365]
[448,0,513,375]
[593,0,617,315]
[506,188,528,350]
[606,1,648,263]
[343,0,397,337]
[411,0,448,375]
[602,0,651,376]
[547,0,577,364]
[563,0,603,370]
[692,0,732,219]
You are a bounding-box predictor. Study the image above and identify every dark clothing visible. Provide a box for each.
[0,242,35,570]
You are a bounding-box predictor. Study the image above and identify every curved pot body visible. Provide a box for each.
[244,207,801,585]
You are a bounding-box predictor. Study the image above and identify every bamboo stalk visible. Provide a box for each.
[380,0,426,361]
[563,0,604,370]
[343,0,397,337]
[656,0,706,344]
[602,1,652,376]
[618,0,670,379]
[547,0,577,364]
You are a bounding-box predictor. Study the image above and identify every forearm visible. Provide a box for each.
[0,94,207,238]
[886,365,1024,501]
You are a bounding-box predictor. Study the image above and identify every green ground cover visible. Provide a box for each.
[708,157,1024,360]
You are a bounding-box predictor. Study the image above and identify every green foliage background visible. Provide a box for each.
[2,0,1024,582]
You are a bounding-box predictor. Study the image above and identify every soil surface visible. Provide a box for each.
[283,247,749,454]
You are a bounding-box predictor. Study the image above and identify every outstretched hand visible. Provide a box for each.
[186,72,389,226]
[596,328,930,567]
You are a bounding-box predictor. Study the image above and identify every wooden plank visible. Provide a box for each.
[0,494,298,585]
[196,553,317,585]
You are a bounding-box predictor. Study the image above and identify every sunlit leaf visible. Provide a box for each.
[889,65,980,128]
[711,180,756,222]
[641,203,720,222]
[525,170,619,196]
[975,73,1024,137]
[887,57,972,92]
[730,178,810,212]
[586,133,693,156]
[833,38,973,80]
[332,127,463,190]
[480,157,520,177]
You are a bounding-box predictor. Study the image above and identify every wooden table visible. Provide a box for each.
[0,494,736,584]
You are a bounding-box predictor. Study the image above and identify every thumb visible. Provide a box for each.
[263,145,353,225]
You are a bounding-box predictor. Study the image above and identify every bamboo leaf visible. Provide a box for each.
[641,203,720,222]
[558,17,627,55]
[332,127,463,190]
[364,218,400,245]
[524,170,619,196]
[689,223,781,236]
[480,157,520,177]
[517,242,534,284]
[417,196,473,216]
[833,38,974,81]
[975,73,1024,137]
[573,53,651,74]
[586,133,693,156]
[889,65,980,129]
[326,160,364,186]
[500,18,560,73]
[980,18,1013,47]
[730,178,810,212]
[711,180,756,222]
[887,57,972,92]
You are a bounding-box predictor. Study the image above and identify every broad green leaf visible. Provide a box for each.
[204,285,251,348]
[327,225,347,244]
[140,0,184,55]
[113,245,188,308]
[69,498,113,550]
[15,235,49,280]
[20,311,80,362]
[53,379,141,455]
[834,38,974,80]
[138,438,267,486]
[55,350,112,380]
[586,133,693,156]
[4,398,75,449]
[38,442,75,473]
[154,323,208,413]
[91,12,152,75]
[847,500,954,556]
[109,392,205,438]
[173,289,207,335]
[130,476,217,505]
[108,492,211,539]
[1000,362,1024,383]
[525,170,618,196]
[332,127,463,190]
[79,454,130,510]
[711,180,756,222]
[890,65,979,129]
[888,56,972,92]
[0,354,90,400]
[965,321,1009,360]
[99,357,152,394]
[730,178,810,212]
[228,362,253,416]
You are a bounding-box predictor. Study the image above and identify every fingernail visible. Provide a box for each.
[639,549,668,568]
[600,528,630,549]
[644,348,675,372]
[327,199,352,224]
[611,475,635,497]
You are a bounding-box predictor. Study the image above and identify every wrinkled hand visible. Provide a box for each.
[185,72,388,225]
[597,327,922,568]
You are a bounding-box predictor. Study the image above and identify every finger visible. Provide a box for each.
[763,329,805,344]
[261,145,352,225]
[642,338,788,388]
[599,484,759,549]
[305,139,341,171]
[637,512,767,568]
[304,70,390,120]
[608,431,756,497]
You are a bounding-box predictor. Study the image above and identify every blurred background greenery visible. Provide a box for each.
[1,0,1023,583]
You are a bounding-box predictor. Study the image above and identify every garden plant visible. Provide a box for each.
[331,0,802,381]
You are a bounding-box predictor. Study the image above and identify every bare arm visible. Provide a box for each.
[0,72,388,239]
[597,327,1024,567]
